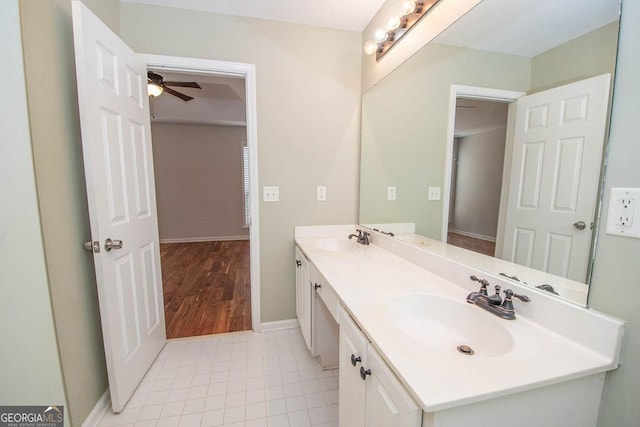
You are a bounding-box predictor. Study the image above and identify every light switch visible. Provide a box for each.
[263,186,279,202]
[387,186,397,201]
[317,186,327,201]
[606,188,640,238]
[428,187,441,201]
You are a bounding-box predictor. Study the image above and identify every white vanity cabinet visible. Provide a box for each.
[339,307,421,427]
[296,245,340,367]
[295,246,312,351]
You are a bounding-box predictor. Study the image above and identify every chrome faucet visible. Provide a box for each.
[348,229,370,245]
[466,276,530,320]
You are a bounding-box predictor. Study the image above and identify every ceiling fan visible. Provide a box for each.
[147,71,201,101]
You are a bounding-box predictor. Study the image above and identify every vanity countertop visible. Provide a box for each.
[295,226,624,412]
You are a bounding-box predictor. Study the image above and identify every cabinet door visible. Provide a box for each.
[364,346,421,427]
[295,246,312,350]
[339,308,368,427]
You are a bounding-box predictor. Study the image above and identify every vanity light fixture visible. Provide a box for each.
[147,82,163,97]
[364,0,442,61]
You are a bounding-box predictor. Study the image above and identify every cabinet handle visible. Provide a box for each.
[314,283,321,290]
[350,354,361,367]
[296,259,301,267]
[360,367,371,381]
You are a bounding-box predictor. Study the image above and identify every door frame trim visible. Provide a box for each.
[140,54,262,332]
[441,85,525,246]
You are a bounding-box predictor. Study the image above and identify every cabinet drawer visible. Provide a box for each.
[317,282,340,323]
[309,263,340,323]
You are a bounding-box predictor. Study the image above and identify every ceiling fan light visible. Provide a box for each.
[148,83,163,97]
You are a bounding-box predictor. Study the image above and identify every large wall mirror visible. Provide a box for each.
[359,0,621,306]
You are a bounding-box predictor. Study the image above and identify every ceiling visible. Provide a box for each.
[149,71,247,125]
[454,99,508,138]
[434,0,620,57]
[121,0,387,32]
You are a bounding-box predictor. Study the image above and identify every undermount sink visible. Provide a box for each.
[386,294,515,357]
[311,238,359,252]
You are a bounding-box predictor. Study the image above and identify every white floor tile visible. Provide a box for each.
[267,414,289,427]
[98,328,341,427]
[245,402,266,420]
[288,410,311,427]
[156,415,181,427]
[182,398,206,414]
[179,412,202,427]
[201,409,224,426]
[223,406,244,424]
[160,401,185,418]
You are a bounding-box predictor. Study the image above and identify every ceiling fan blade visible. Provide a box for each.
[164,81,201,89]
[163,86,194,101]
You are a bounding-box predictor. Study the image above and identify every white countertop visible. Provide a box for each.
[294,226,624,412]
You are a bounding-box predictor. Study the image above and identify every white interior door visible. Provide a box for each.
[72,1,165,412]
[502,74,610,281]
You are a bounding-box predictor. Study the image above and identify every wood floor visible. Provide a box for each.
[160,240,251,339]
[447,232,496,257]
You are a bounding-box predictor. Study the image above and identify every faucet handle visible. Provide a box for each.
[504,289,530,303]
[469,275,489,295]
[501,289,531,313]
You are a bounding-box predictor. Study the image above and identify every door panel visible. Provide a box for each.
[503,74,610,281]
[72,1,165,412]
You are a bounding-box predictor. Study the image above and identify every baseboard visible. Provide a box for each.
[82,388,110,427]
[448,229,496,243]
[159,236,249,243]
[260,319,299,331]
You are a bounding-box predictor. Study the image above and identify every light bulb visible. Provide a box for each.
[147,83,163,97]
[386,15,401,31]
[364,40,378,55]
[399,0,417,16]
[374,27,388,43]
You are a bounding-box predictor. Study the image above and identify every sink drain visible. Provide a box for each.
[457,345,474,355]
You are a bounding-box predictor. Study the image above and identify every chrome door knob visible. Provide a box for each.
[83,240,100,253]
[573,221,587,230]
[105,238,124,251]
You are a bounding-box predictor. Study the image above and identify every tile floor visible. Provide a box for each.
[98,328,339,427]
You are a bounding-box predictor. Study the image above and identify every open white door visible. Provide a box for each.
[72,1,165,412]
[502,74,610,281]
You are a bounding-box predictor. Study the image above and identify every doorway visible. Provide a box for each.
[143,55,261,337]
[441,85,525,257]
[447,98,510,256]
[148,70,252,338]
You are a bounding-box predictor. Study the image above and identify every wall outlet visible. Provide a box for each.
[428,186,441,201]
[387,186,397,201]
[317,186,327,201]
[263,186,279,202]
[606,188,640,238]
[614,197,635,227]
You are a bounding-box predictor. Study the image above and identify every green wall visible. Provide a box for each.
[0,3,68,424]
[359,43,530,238]
[590,1,640,425]
[530,22,619,93]
[18,0,120,424]
[120,3,363,323]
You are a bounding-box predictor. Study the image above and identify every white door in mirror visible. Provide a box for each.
[503,74,610,281]
[606,188,640,238]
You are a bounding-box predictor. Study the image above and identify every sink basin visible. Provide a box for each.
[311,238,359,252]
[386,294,514,357]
